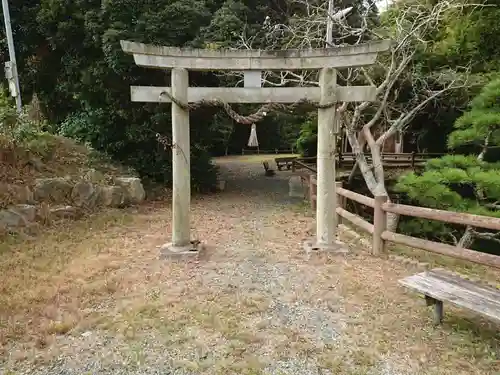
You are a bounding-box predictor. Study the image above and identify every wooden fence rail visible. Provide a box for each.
[293,152,445,172]
[308,176,500,269]
[241,148,294,155]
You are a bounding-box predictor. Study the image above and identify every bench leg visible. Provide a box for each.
[425,295,443,325]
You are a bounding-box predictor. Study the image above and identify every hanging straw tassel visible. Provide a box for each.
[247,123,259,147]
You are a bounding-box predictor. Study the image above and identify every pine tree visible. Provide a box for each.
[395,78,500,249]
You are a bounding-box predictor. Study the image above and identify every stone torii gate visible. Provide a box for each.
[121,40,390,256]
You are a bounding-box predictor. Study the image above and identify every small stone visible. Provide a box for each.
[114,177,145,204]
[81,331,92,337]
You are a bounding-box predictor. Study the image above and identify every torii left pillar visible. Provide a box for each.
[162,68,198,257]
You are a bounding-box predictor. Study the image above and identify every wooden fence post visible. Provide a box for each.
[309,174,317,211]
[335,181,344,226]
[373,195,388,255]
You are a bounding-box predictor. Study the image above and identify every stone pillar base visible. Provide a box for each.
[303,238,348,254]
[160,240,203,259]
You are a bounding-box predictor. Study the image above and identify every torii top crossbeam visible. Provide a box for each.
[120,40,391,70]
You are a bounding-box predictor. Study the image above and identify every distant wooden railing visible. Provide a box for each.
[241,148,294,155]
[293,152,445,173]
[308,176,500,269]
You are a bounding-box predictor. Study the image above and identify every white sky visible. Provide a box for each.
[375,0,392,12]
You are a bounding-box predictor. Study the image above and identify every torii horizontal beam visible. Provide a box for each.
[120,40,391,70]
[130,86,377,104]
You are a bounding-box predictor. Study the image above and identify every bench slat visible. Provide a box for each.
[427,269,500,303]
[399,269,500,324]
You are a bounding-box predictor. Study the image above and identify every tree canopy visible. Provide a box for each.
[2,0,500,197]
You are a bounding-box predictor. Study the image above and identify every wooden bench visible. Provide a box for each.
[275,157,296,171]
[399,268,500,325]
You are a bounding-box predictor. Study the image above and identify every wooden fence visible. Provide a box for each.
[293,152,445,172]
[241,148,295,155]
[308,175,500,269]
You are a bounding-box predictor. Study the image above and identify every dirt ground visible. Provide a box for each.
[0,155,499,375]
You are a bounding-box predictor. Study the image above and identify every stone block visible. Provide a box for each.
[72,181,99,208]
[99,186,125,207]
[34,178,73,203]
[0,204,36,228]
[114,177,145,204]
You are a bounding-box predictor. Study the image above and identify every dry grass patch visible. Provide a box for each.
[0,204,168,350]
[1,158,500,375]
[326,251,500,375]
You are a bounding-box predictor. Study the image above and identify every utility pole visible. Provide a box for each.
[1,0,22,112]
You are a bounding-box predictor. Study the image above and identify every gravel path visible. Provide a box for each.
[3,157,495,375]
[4,158,354,375]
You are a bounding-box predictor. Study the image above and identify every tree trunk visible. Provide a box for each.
[345,126,400,232]
[458,226,474,248]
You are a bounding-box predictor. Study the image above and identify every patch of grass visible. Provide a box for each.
[2,157,500,375]
[214,355,265,375]
[340,222,500,285]
[0,207,155,347]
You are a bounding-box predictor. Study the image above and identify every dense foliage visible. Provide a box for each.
[2,0,500,202]
[1,0,306,190]
[396,78,500,251]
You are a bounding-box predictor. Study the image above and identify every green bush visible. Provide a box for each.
[296,115,317,157]
[60,107,218,192]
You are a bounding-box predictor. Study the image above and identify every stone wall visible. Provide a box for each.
[0,169,145,234]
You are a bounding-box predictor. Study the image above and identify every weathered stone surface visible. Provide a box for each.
[0,204,36,228]
[99,186,125,207]
[71,181,99,207]
[27,157,44,171]
[50,206,82,220]
[13,204,37,222]
[0,184,34,205]
[114,177,145,204]
[84,168,106,184]
[34,178,73,202]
